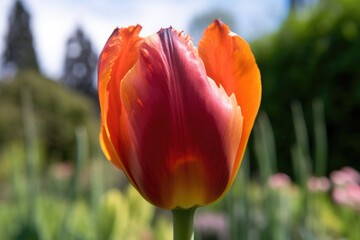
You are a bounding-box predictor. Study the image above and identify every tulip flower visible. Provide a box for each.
[98,19,261,239]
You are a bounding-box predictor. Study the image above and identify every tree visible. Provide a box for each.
[2,0,39,74]
[290,0,308,12]
[254,0,360,173]
[62,27,97,100]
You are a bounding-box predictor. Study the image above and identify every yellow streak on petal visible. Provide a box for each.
[100,126,124,170]
[168,157,207,209]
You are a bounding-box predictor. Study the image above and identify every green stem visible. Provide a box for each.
[171,207,197,240]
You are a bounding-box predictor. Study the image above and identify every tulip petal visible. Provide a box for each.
[98,25,142,169]
[198,19,261,187]
[119,28,243,209]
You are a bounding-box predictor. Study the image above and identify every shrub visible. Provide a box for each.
[0,70,99,162]
[253,0,360,173]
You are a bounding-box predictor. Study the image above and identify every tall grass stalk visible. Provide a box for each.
[21,88,41,237]
[254,111,277,183]
[73,126,88,199]
[291,101,310,159]
[237,153,250,239]
[291,101,314,240]
[226,151,250,239]
[90,154,104,211]
[58,126,89,239]
[291,101,312,189]
[253,111,290,240]
[312,99,327,176]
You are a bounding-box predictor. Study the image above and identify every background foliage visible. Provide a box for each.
[253,0,360,174]
[0,70,98,162]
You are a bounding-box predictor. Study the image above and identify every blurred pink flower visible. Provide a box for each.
[195,212,228,239]
[332,184,360,210]
[346,184,360,210]
[332,187,348,205]
[307,176,331,192]
[330,167,360,187]
[49,162,73,180]
[267,173,291,189]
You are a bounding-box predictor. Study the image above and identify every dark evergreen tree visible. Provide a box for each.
[2,0,39,74]
[62,27,97,100]
[290,0,305,12]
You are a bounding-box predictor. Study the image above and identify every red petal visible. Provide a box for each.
[119,28,243,209]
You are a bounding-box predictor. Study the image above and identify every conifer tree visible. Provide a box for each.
[62,27,97,100]
[290,0,305,12]
[2,0,39,73]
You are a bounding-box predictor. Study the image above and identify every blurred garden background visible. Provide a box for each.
[0,0,359,239]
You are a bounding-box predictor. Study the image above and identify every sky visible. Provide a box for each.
[0,0,289,79]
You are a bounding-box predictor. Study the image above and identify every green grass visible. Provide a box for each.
[0,90,359,240]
